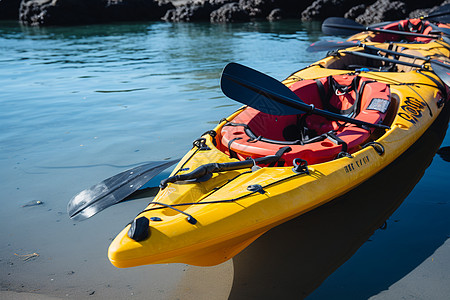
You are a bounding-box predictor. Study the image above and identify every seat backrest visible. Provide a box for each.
[370,19,434,43]
[289,75,366,135]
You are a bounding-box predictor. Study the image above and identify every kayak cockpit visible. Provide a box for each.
[218,74,391,166]
[364,19,444,43]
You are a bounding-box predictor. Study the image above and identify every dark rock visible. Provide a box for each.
[355,0,407,25]
[344,4,366,20]
[267,8,284,21]
[409,0,450,19]
[409,8,433,19]
[0,0,22,19]
[15,0,450,25]
[274,0,312,17]
[301,0,361,21]
[165,0,309,23]
[238,0,275,18]
[163,0,234,22]
[19,0,175,26]
[210,2,250,22]
[104,0,175,22]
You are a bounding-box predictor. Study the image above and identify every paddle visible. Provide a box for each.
[322,17,442,39]
[67,159,179,221]
[423,4,450,23]
[430,60,450,86]
[307,40,431,63]
[220,62,390,130]
[342,50,424,69]
[341,50,450,86]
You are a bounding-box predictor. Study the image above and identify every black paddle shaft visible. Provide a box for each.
[342,50,425,69]
[423,4,450,23]
[322,17,441,39]
[331,23,440,39]
[343,51,450,87]
[307,40,431,62]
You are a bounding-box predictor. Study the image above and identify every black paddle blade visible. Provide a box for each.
[426,4,450,23]
[67,159,179,221]
[430,60,450,87]
[307,40,358,52]
[220,62,389,130]
[322,17,364,36]
[220,62,306,116]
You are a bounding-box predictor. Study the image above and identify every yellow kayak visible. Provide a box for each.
[108,37,450,268]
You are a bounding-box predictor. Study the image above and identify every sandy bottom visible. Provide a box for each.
[370,239,450,300]
[1,195,449,299]
[0,194,233,299]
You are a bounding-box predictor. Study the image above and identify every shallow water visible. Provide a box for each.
[0,19,449,299]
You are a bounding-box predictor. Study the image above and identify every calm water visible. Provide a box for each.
[0,19,449,299]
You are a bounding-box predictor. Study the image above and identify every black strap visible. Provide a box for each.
[315,79,327,105]
[316,76,361,116]
[228,137,242,159]
[326,131,348,153]
[353,79,375,117]
[268,146,292,167]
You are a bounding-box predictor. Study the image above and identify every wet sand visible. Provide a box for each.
[2,242,449,299]
[0,194,233,299]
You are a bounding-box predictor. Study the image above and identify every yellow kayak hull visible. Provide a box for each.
[108,42,449,268]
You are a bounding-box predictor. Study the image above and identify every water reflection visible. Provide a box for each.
[437,146,450,162]
[230,106,450,299]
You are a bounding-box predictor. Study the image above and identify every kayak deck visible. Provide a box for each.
[108,34,449,268]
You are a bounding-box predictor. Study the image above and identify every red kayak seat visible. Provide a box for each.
[220,74,391,166]
[369,18,448,43]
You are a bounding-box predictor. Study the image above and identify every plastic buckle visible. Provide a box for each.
[193,138,210,150]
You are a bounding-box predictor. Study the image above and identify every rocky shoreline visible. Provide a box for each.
[0,0,449,27]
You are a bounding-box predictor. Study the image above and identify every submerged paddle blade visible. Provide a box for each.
[307,40,358,52]
[221,62,306,115]
[67,159,179,221]
[430,60,450,86]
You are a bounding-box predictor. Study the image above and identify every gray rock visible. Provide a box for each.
[165,0,308,23]
[239,0,275,18]
[163,0,234,22]
[344,4,366,20]
[210,2,250,22]
[19,0,174,26]
[355,0,407,25]
[301,0,361,21]
[410,0,450,19]
[267,8,284,21]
